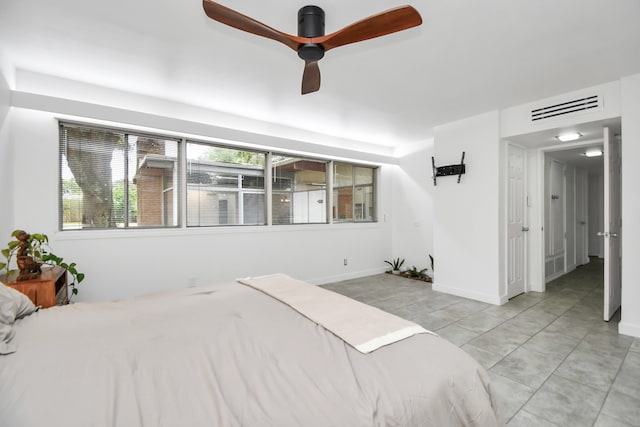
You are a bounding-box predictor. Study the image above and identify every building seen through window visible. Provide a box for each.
[59,123,377,230]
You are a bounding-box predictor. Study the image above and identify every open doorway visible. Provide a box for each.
[505,118,622,322]
[542,143,603,281]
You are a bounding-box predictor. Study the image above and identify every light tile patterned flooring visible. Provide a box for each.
[322,259,640,426]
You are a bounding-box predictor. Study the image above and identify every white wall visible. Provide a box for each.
[391,141,435,273]
[587,173,604,257]
[433,111,503,304]
[9,107,394,302]
[501,81,622,139]
[500,73,640,338]
[619,73,640,337]
[0,67,13,241]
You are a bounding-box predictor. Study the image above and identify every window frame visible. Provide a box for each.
[184,139,268,228]
[271,153,330,225]
[58,121,379,231]
[58,121,182,231]
[332,162,378,223]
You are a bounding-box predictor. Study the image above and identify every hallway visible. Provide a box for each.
[324,258,640,426]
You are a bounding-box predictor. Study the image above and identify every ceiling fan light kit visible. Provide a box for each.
[202,0,422,94]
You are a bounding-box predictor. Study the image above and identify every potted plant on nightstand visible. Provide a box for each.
[0,230,85,300]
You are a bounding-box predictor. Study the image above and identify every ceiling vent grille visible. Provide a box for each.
[531,95,600,122]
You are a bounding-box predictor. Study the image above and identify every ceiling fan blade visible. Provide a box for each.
[315,6,422,51]
[301,61,321,95]
[202,0,308,51]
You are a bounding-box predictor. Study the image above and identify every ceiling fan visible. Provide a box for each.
[202,1,422,94]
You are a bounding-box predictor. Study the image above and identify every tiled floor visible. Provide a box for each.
[322,259,640,426]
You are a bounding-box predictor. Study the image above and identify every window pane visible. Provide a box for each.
[333,162,352,222]
[355,166,375,221]
[333,187,353,221]
[60,127,123,229]
[332,163,376,222]
[186,142,265,226]
[243,193,265,225]
[132,136,179,227]
[355,166,374,185]
[354,185,374,221]
[334,163,353,187]
[273,192,292,225]
[272,156,327,224]
[60,124,179,230]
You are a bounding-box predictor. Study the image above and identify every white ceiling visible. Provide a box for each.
[506,117,620,173]
[1,0,640,151]
[546,145,604,174]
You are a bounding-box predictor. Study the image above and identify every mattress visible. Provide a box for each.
[0,279,502,426]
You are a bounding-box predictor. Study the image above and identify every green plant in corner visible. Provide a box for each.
[406,266,429,279]
[0,230,85,301]
[384,257,405,273]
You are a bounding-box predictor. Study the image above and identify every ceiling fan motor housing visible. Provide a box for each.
[297,5,325,61]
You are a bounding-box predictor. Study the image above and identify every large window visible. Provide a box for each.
[59,123,180,230]
[59,122,377,230]
[186,142,266,227]
[272,156,328,225]
[333,163,376,222]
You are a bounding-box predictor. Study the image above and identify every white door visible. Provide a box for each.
[603,127,622,321]
[575,170,589,265]
[507,144,526,298]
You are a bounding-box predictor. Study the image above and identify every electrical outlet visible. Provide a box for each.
[187,277,197,288]
[344,258,348,266]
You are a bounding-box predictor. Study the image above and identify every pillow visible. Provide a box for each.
[0,299,17,355]
[0,283,37,319]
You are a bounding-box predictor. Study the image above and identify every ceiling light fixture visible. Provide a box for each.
[556,132,582,142]
[585,148,603,157]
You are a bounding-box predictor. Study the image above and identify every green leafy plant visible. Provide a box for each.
[384,257,405,271]
[406,266,429,279]
[1,230,85,300]
[429,254,434,272]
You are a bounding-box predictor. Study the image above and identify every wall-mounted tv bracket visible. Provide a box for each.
[431,152,466,186]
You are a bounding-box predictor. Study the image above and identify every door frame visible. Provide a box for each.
[531,138,605,292]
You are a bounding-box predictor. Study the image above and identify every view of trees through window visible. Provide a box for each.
[60,123,377,230]
[60,123,179,229]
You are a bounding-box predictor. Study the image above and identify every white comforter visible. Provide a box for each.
[0,280,502,426]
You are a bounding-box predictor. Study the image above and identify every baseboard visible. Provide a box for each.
[545,271,564,283]
[618,321,640,338]
[432,282,502,305]
[308,267,388,285]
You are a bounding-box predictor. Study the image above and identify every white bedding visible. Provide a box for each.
[0,279,502,426]
[238,273,433,353]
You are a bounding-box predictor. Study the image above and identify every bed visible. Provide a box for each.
[1,274,502,426]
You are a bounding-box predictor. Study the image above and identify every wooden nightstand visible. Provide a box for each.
[0,266,68,308]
